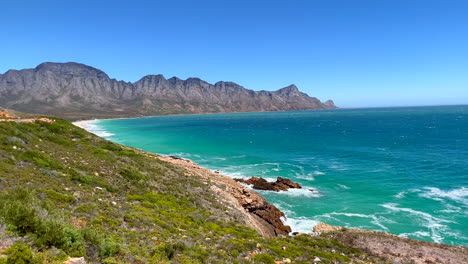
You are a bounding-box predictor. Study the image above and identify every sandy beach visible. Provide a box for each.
[72,119,99,129]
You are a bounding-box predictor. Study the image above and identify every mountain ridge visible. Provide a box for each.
[0,62,336,120]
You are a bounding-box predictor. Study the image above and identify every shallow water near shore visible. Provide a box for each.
[85,106,468,246]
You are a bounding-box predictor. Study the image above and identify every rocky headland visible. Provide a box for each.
[158,156,292,237]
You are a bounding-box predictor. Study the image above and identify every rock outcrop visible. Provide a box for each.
[157,156,292,237]
[235,177,302,191]
[313,222,343,232]
[0,62,337,120]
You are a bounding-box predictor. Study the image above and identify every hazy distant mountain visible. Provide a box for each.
[0,62,336,119]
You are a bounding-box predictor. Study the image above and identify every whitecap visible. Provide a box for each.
[337,184,350,190]
[419,187,468,205]
[381,203,452,243]
[394,191,406,199]
[437,204,463,214]
[259,187,323,198]
[219,171,246,178]
[281,216,320,233]
[399,231,431,239]
[82,121,115,138]
[321,212,389,232]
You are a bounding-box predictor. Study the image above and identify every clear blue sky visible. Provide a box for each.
[1,0,467,107]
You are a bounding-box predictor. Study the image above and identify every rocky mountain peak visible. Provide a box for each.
[0,62,337,119]
[323,100,336,108]
[35,62,110,80]
[276,84,300,96]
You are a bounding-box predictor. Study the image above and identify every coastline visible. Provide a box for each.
[71,119,468,263]
[72,119,98,129]
[73,119,292,236]
[72,118,468,242]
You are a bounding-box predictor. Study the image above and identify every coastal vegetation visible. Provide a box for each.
[0,117,380,263]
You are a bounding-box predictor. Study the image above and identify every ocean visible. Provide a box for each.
[83,106,468,246]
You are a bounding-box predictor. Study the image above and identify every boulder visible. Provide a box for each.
[64,257,86,264]
[313,222,343,232]
[234,177,302,192]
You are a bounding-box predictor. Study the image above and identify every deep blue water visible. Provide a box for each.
[85,106,468,245]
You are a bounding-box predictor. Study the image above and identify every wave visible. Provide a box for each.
[258,187,323,198]
[419,187,468,205]
[320,212,390,232]
[394,191,407,199]
[399,231,431,239]
[337,184,350,190]
[282,216,321,233]
[231,155,246,159]
[437,204,463,214]
[219,162,282,178]
[82,121,115,137]
[381,203,452,243]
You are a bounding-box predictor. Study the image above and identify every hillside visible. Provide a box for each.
[0,63,336,120]
[0,111,466,264]
[0,111,379,263]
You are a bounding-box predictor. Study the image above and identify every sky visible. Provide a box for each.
[1,0,467,107]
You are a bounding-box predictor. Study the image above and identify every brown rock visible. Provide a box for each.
[313,222,343,232]
[234,177,302,192]
[64,257,86,264]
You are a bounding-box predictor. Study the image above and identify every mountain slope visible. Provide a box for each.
[0,62,336,120]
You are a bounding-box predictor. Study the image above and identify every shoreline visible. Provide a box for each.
[68,104,468,124]
[72,119,311,234]
[70,108,343,124]
[72,119,99,129]
[72,117,468,248]
[71,119,468,264]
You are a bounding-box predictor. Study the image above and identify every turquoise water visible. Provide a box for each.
[86,106,468,246]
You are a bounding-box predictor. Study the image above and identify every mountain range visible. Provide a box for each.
[0,62,336,119]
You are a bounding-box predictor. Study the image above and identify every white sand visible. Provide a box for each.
[72,119,99,129]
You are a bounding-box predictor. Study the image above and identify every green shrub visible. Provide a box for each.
[0,189,85,256]
[20,150,62,169]
[253,253,275,264]
[0,190,41,235]
[43,189,75,204]
[119,168,145,181]
[99,238,121,258]
[4,243,37,264]
[101,142,122,152]
[35,220,85,256]
[161,242,187,260]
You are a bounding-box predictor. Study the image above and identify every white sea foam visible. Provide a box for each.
[337,184,350,190]
[419,187,468,205]
[168,152,202,159]
[394,191,406,199]
[220,162,282,179]
[219,171,245,178]
[321,212,389,231]
[282,216,320,233]
[381,203,452,243]
[82,121,115,138]
[259,187,323,198]
[393,188,421,199]
[399,231,431,239]
[437,204,463,214]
